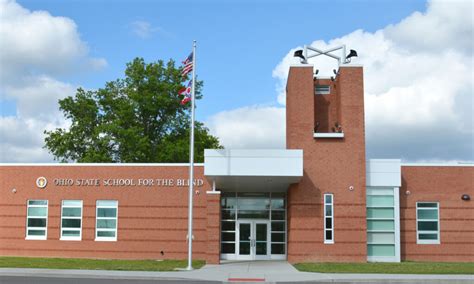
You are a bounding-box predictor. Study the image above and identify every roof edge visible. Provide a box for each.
[0,163,204,167]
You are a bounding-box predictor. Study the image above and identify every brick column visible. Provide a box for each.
[205,191,221,264]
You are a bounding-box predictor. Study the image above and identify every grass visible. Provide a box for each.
[0,257,205,271]
[294,262,474,275]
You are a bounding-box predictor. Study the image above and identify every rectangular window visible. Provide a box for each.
[96,200,118,241]
[366,187,400,262]
[26,200,48,240]
[61,200,83,240]
[324,194,334,244]
[315,85,330,95]
[416,202,440,244]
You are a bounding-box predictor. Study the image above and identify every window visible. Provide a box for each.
[366,187,398,261]
[96,200,118,241]
[61,200,83,240]
[324,194,334,244]
[26,200,48,240]
[416,202,440,244]
[315,85,330,95]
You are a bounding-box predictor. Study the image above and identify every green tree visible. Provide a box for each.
[44,57,221,163]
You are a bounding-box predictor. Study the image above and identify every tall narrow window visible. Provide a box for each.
[61,200,83,240]
[26,200,48,240]
[96,200,118,241]
[416,202,440,244]
[324,194,334,244]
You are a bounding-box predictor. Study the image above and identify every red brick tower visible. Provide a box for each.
[286,64,367,262]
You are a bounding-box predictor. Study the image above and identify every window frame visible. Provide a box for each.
[416,202,440,244]
[95,200,118,242]
[60,200,83,241]
[26,200,48,240]
[324,193,334,244]
[315,85,331,95]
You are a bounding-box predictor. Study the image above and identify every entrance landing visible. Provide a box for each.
[201,261,304,282]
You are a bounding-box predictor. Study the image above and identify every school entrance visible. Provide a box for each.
[220,192,287,261]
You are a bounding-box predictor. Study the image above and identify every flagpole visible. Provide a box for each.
[186,40,197,271]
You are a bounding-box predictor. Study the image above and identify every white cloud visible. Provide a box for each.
[0,0,106,82]
[130,20,169,39]
[0,76,75,162]
[212,0,473,162]
[4,76,75,121]
[0,0,106,162]
[384,0,473,54]
[207,106,285,149]
[0,116,67,162]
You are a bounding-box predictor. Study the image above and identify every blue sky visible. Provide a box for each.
[1,0,472,162]
[11,0,426,120]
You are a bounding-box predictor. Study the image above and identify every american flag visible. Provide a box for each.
[181,52,193,76]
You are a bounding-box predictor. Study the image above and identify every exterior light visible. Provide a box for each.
[294,50,306,63]
[461,194,470,201]
[346,49,358,62]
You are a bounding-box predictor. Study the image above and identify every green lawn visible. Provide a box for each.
[0,257,205,271]
[294,262,474,274]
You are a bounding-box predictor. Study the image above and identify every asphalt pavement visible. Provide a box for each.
[0,276,213,284]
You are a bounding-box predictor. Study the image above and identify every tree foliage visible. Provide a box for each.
[44,58,221,163]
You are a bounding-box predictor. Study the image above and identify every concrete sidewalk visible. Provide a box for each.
[1,261,473,283]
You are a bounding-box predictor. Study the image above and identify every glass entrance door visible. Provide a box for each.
[238,222,252,260]
[254,221,269,260]
[237,220,269,260]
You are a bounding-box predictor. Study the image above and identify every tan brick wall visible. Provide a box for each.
[400,166,474,262]
[286,66,367,263]
[0,165,218,261]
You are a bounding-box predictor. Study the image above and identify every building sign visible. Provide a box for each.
[50,178,204,188]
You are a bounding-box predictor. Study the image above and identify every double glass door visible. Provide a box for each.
[237,220,269,260]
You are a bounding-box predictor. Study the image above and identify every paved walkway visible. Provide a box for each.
[1,261,473,283]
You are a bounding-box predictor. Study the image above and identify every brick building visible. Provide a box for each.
[1,62,472,264]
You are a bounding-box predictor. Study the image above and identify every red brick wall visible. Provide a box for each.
[286,66,367,263]
[0,165,219,261]
[314,79,340,133]
[400,166,474,262]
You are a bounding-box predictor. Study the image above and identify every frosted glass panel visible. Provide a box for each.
[367,196,394,207]
[367,208,394,219]
[418,209,438,219]
[97,200,118,207]
[367,232,394,244]
[367,220,394,231]
[28,207,47,217]
[63,208,81,217]
[368,244,395,256]
[63,200,82,206]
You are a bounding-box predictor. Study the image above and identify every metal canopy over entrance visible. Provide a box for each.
[204,149,303,192]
